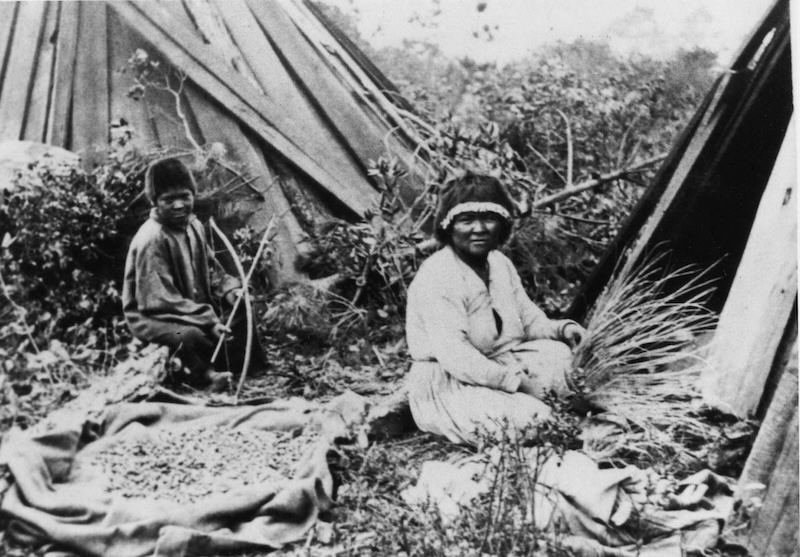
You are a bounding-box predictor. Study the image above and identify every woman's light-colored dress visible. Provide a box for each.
[405,246,574,445]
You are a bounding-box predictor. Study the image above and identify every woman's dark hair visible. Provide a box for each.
[144,157,198,204]
[433,173,515,244]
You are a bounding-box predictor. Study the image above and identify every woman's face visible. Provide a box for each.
[450,211,503,260]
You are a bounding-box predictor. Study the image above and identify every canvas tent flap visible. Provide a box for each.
[0,400,352,557]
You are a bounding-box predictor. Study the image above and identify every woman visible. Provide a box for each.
[405,173,586,445]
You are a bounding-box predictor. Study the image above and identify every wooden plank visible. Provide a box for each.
[108,1,373,215]
[216,0,370,199]
[47,1,79,147]
[246,0,386,169]
[22,2,58,143]
[701,117,797,417]
[215,0,306,102]
[287,0,421,148]
[739,340,798,486]
[0,3,19,96]
[70,2,109,167]
[181,0,262,92]
[746,409,798,556]
[106,8,160,150]
[0,1,46,140]
[738,333,798,557]
[280,0,425,203]
[616,21,790,291]
[302,0,412,111]
[185,85,305,283]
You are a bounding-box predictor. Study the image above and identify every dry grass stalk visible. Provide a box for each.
[571,253,718,460]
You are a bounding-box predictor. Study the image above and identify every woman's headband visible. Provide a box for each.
[439,201,511,230]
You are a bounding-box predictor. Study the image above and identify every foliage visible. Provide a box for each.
[0,129,145,354]
[0,130,148,434]
[290,155,426,345]
[405,43,714,313]
[232,224,275,294]
[324,406,582,557]
[297,8,718,316]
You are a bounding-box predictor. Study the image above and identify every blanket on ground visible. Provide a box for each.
[0,398,354,557]
[403,449,734,557]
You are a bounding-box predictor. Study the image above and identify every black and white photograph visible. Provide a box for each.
[0,1,795,556]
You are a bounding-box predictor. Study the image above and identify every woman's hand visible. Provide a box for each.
[517,375,540,397]
[560,321,587,349]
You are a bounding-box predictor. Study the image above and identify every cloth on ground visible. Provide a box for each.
[402,449,733,557]
[0,398,357,557]
[405,246,575,444]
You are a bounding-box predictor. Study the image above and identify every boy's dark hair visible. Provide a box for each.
[144,157,198,203]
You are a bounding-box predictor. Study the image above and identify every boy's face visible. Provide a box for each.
[155,186,195,229]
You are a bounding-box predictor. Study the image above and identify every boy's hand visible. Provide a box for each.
[212,322,232,339]
[224,288,243,306]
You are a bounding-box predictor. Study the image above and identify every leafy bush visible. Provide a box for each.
[1,136,143,337]
[285,30,716,324]
[0,132,153,406]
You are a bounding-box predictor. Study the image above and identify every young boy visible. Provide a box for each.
[122,157,263,390]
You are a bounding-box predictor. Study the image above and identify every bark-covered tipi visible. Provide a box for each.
[0,0,422,282]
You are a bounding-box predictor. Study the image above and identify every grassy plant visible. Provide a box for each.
[571,252,719,470]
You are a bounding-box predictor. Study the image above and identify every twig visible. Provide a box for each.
[555,109,573,186]
[210,218,277,399]
[372,345,387,369]
[536,210,613,226]
[159,69,203,153]
[208,218,254,402]
[0,263,42,356]
[526,142,567,185]
[532,153,666,209]
[615,115,641,168]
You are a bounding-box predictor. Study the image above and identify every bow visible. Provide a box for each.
[208,217,253,401]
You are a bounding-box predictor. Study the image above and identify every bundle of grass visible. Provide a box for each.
[570,252,719,471]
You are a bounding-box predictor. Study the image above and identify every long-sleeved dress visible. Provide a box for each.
[405,245,574,444]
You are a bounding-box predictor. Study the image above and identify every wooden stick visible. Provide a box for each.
[210,216,276,364]
[556,109,573,187]
[208,219,252,378]
[532,153,666,209]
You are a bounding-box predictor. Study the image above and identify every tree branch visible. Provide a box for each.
[532,154,666,210]
[526,142,567,186]
[556,109,573,186]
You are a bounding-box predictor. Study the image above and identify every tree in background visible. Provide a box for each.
[314,2,717,314]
